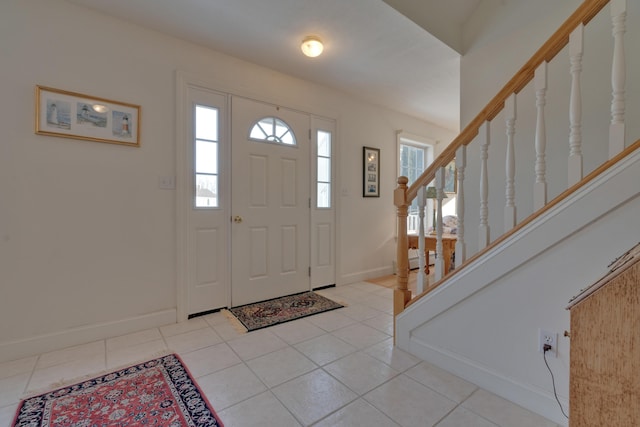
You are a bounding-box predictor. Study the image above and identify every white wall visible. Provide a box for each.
[0,0,456,359]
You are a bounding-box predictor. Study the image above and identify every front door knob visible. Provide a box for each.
[233,216,243,223]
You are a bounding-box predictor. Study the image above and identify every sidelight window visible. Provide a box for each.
[194,105,219,208]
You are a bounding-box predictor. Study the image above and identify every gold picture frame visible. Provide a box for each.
[35,85,140,147]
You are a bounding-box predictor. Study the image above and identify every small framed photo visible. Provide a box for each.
[35,85,140,147]
[363,146,380,197]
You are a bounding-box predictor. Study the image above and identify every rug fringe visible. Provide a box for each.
[20,349,176,400]
[221,309,248,334]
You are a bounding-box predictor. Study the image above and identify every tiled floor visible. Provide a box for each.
[0,282,560,427]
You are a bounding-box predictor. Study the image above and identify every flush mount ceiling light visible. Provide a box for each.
[301,36,323,58]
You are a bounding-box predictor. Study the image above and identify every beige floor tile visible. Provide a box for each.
[106,328,162,352]
[360,293,394,313]
[36,341,104,369]
[331,323,390,349]
[272,369,357,426]
[179,342,241,378]
[196,363,267,411]
[160,317,209,337]
[364,375,456,427]
[106,339,168,369]
[0,373,30,407]
[324,352,399,395]
[314,398,401,427]
[0,403,19,426]
[363,312,394,335]
[218,391,302,427]
[211,321,246,341]
[247,347,317,388]
[0,356,37,380]
[364,338,421,372]
[339,304,382,321]
[270,318,327,345]
[294,334,357,366]
[27,354,105,394]
[462,389,559,427]
[305,310,358,332]
[164,327,222,354]
[226,329,288,361]
[201,311,230,327]
[405,361,477,403]
[435,406,498,427]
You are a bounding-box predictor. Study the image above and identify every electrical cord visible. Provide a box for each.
[543,346,569,419]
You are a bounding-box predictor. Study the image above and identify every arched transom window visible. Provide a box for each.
[249,117,296,146]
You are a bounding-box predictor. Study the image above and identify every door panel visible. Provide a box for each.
[231,96,310,306]
[195,228,219,285]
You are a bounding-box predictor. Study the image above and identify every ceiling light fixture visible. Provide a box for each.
[301,36,323,58]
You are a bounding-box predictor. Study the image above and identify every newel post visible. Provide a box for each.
[394,177,411,320]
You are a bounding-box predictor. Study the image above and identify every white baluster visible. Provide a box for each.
[609,0,627,158]
[568,24,584,186]
[416,186,426,294]
[534,62,548,210]
[479,121,490,250]
[455,146,466,265]
[435,167,445,280]
[504,94,517,232]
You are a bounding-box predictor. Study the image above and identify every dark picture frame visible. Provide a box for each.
[363,146,380,197]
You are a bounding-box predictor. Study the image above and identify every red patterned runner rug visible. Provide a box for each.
[11,353,223,427]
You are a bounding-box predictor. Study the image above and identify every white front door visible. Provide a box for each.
[231,96,310,306]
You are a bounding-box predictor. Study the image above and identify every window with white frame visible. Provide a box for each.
[397,133,434,233]
[316,130,332,208]
[249,117,296,146]
[194,105,219,208]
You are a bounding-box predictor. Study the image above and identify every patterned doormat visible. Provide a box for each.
[228,291,344,331]
[12,354,224,427]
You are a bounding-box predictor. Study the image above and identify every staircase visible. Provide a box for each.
[392,1,639,424]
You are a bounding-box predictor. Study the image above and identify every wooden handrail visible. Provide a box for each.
[405,0,610,203]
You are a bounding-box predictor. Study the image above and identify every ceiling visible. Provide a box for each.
[66,0,482,131]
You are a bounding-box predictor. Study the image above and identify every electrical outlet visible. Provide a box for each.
[538,329,558,357]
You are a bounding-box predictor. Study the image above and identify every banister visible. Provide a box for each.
[405,138,640,308]
[405,0,610,204]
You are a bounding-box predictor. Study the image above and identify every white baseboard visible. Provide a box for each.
[409,338,569,426]
[338,265,394,285]
[0,309,177,363]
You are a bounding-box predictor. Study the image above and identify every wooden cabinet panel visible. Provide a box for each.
[568,249,639,426]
